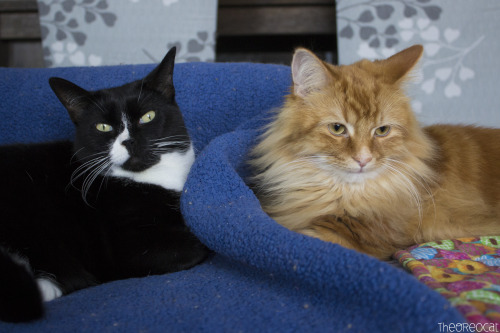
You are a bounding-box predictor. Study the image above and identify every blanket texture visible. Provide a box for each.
[0,62,465,332]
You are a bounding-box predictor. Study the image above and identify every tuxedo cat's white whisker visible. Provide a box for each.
[25,171,34,183]
[95,162,114,201]
[66,95,88,108]
[81,160,112,205]
[150,146,191,155]
[153,134,189,139]
[137,78,145,103]
[70,147,86,164]
[71,156,108,183]
[84,96,109,115]
[151,149,180,157]
[153,139,190,144]
[70,150,107,169]
[151,148,191,156]
[150,135,189,143]
[153,141,190,146]
[71,161,100,184]
[81,163,104,198]
[153,143,192,151]
[70,156,110,203]
[82,159,110,189]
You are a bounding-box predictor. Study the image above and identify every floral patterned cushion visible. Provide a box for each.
[395,237,500,324]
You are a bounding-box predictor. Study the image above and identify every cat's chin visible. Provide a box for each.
[335,168,382,184]
[122,157,158,172]
[109,146,195,192]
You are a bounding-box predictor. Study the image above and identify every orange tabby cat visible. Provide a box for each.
[250,44,500,260]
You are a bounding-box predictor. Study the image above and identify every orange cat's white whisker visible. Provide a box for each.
[382,162,423,224]
[385,158,437,224]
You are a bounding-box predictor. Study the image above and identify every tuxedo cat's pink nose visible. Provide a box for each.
[353,155,372,168]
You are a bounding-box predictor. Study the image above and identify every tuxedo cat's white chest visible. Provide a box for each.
[110,145,195,192]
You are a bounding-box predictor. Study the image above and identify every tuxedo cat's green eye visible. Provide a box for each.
[328,123,347,136]
[375,126,391,137]
[96,123,113,132]
[140,111,156,124]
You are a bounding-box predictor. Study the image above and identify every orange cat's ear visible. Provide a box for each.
[377,44,423,84]
[291,48,330,98]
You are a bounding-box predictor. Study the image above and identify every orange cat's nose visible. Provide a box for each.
[353,155,373,168]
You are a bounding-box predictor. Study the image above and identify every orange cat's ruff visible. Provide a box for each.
[250,45,500,260]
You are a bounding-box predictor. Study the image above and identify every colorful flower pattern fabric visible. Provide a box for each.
[395,237,500,324]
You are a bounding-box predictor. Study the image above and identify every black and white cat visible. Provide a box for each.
[0,47,208,322]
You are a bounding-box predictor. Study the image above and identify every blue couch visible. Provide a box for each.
[0,62,464,332]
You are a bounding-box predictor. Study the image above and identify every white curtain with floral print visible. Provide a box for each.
[37,0,217,67]
[336,0,500,127]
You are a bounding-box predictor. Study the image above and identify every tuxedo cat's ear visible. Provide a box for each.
[144,46,176,100]
[49,77,92,124]
[291,48,331,98]
[376,44,423,84]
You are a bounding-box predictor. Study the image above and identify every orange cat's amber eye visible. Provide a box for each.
[328,123,347,136]
[375,126,391,137]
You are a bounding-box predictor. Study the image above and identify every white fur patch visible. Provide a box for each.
[36,278,62,302]
[110,145,195,191]
[336,168,382,184]
[313,156,382,184]
[109,121,131,166]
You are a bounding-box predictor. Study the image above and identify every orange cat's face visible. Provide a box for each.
[283,45,428,184]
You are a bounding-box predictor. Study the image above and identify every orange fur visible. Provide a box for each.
[250,45,500,260]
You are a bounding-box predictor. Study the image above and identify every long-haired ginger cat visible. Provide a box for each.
[250,44,500,260]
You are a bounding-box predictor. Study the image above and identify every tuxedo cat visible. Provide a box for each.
[0,47,208,322]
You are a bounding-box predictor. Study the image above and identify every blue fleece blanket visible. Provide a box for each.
[0,62,464,332]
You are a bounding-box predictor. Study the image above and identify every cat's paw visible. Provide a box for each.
[36,278,62,302]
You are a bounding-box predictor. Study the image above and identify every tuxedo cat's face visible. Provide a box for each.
[49,47,194,192]
[60,77,188,173]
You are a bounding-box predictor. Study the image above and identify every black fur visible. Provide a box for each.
[0,47,208,322]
